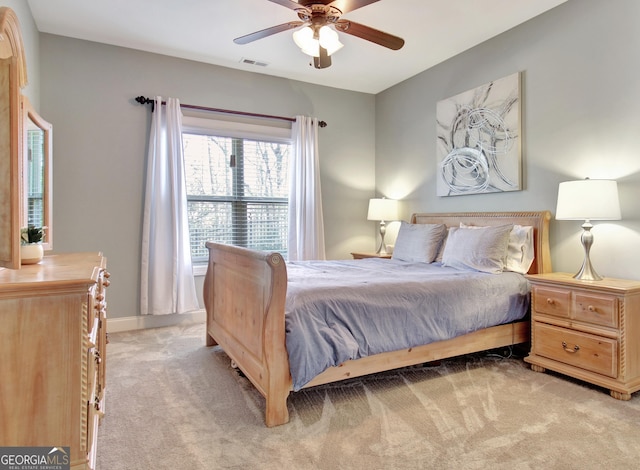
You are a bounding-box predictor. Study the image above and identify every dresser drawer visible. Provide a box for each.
[533,286,571,318]
[533,323,617,378]
[574,293,617,328]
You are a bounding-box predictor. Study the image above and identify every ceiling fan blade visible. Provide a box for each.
[313,47,332,69]
[327,0,380,14]
[267,0,310,11]
[335,20,404,50]
[234,21,304,45]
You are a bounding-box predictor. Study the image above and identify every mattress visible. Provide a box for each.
[284,258,530,390]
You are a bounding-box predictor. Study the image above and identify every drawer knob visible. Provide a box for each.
[587,305,596,312]
[546,298,554,305]
[562,341,580,353]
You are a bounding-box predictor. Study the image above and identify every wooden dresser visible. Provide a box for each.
[525,272,640,400]
[0,252,109,470]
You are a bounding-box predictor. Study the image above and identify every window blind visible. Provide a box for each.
[183,129,291,262]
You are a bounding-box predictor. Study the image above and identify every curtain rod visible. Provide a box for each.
[134,96,327,128]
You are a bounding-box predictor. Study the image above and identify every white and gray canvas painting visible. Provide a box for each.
[436,72,521,196]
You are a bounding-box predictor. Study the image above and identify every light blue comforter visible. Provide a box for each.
[284,258,530,390]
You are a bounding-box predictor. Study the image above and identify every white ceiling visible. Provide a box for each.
[27,0,568,94]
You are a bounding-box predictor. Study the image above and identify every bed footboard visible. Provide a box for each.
[203,242,291,426]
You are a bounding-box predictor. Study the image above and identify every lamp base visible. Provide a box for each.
[376,240,388,255]
[376,221,388,254]
[573,259,603,281]
[573,220,603,281]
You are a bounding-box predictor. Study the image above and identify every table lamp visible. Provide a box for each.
[555,178,621,281]
[367,198,399,255]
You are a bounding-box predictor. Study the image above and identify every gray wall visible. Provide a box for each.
[38,35,375,318]
[376,0,640,281]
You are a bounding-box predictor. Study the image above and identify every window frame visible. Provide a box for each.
[181,115,292,275]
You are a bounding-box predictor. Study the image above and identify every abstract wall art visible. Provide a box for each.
[436,72,521,196]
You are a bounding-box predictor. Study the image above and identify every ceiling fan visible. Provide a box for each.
[234,0,405,69]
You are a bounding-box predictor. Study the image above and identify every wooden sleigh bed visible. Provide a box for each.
[203,211,552,427]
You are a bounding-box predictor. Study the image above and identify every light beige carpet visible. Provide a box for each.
[97,322,640,470]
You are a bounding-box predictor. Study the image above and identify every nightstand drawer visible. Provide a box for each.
[574,293,617,328]
[533,286,571,318]
[534,323,617,378]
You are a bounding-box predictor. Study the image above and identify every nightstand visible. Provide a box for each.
[525,273,640,400]
[351,252,392,259]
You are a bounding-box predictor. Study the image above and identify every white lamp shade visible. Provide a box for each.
[556,179,621,221]
[367,198,399,221]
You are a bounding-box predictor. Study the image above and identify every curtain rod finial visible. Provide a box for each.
[135,95,155,112]
[135,95,153,105]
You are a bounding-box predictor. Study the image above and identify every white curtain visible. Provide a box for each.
[288,115,326,261]
[140,97,199,315]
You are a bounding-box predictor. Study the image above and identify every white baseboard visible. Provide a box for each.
[107,309,206,333]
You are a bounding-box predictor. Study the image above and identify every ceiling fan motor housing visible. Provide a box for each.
[296,5,342,26]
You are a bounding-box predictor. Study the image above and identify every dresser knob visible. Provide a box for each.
[562,341,580,353]
[587,305,596,312]
[546,298,554,305]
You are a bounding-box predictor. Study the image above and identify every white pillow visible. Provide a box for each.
[505,225,534,274]
[392,222,447,263]
[460,223,534,274]
[442,224,513,274]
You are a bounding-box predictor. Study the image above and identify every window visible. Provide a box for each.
[182,116,291,263]
[26,128,45,227]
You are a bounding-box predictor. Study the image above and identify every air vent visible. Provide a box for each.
[240,58,269,67]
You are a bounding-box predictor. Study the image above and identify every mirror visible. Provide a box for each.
[22,97,53,250]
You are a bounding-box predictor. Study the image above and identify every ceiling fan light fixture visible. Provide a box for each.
[318,26,343,55]
[293,26,319,57]
[293,25,343,58]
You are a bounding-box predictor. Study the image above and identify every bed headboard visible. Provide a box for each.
[410,211,552,275]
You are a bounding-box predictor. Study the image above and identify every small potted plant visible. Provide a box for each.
[20,226,46,264]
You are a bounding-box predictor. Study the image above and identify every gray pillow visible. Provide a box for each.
[442,224,513,273]
[392,222,447,263]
